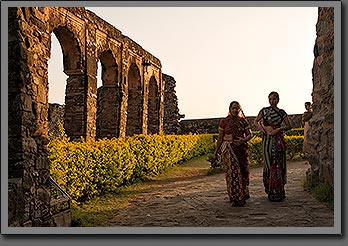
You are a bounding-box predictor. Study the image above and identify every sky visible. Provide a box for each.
[48,6,318,119]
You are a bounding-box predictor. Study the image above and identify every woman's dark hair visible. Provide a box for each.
[229,101,246,118]
[268,91,279,100]
[305,102,312,106]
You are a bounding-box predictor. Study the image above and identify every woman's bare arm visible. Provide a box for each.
[254,111,266,134]
[214,128,224,158]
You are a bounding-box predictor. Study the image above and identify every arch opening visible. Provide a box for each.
[52,26,85,141]
[147,76,160,134]
[96,50,120,139]
[126,63,143,136]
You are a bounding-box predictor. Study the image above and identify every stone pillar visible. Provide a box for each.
[118,48,129,138]
[48,103,65,139]
[8,7,51,227]
[64,70,87,142]
[158,69,165,134]
[306,7,334,188]
[163,74,181,134]
[85,25,98,141]
[141,65,149,135]
[96,85,121,139]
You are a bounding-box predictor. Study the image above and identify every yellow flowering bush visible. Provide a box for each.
[248,136,263,167]
[48,126,215,203]
[284,128,304,136]
[285,135,304,159]
[248,135,304,168]
[48,123,303,203]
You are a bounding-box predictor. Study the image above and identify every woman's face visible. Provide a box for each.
[268,94,279,107]
[305,103,311,111]
[229,103,240,116]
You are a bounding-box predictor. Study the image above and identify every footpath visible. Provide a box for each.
[105,160,334,227]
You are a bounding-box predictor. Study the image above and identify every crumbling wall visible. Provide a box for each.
[306,7,334,188]
[8,6,163,227]
[163,74,181,134]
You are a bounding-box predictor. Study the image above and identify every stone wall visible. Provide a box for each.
[8,7,163,227]
[8,7,52,227]
[48,103,65,139]
[179,114,302,134]
[306,7,334,189]
[163,74,181,134]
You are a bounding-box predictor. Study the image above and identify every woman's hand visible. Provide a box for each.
[269,128,280,136]
[233,137,245,146]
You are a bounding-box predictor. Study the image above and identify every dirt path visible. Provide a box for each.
[106,160,334,227]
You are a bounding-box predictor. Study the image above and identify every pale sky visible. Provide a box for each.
[48,7,318,119]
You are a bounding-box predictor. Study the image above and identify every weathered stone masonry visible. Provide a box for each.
[306,7,335,189]
[49,73,182,138]
[8,7,164,227]
[163,74,182,134]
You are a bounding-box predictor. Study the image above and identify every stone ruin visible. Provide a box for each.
[48,73,182,139]
[8,7,166,227]
[7,7,335,227]
[306,7,335,189]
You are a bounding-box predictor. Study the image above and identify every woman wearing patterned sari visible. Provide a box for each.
[214,101,253,207]
[254,91,292,202]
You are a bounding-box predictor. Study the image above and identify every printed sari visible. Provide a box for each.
[219,115,250,206]
[261,107,287,202]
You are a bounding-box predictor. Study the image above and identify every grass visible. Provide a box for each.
[312,184,334,210]
[71,155,212,227]
[303,177,334,211]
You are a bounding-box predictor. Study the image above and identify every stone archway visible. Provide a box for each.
[147,76,160,134]
[52,25,85,142]
[126,63,143,136]
[96,50,121,139]
[8,7,164,227]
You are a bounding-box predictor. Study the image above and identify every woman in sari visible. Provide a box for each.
[254,91,292,202]
[214,101,253,207]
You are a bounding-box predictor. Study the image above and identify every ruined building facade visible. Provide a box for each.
[8,7,164,227]
[306,7,335,189]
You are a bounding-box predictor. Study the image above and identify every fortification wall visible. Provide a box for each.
[179,114,302,134]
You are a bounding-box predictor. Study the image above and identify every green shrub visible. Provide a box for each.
[48,129,215,203]
[249,136,263,168]
[285,135,304,159]
[252,128,304,138]
[252,131,262,138]
[284,128,304,136]
[247,135,304,168]
[209,133,304,169]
